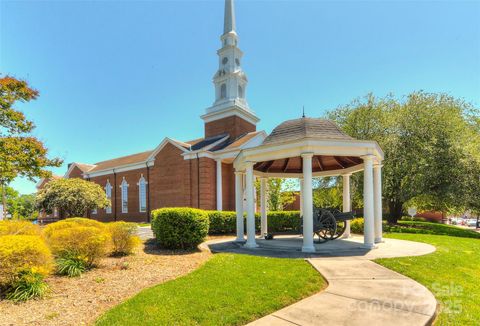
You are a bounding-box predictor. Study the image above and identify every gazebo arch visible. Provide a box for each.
[233,117,384,252]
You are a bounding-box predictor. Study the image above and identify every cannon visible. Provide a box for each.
[301,208,355,243]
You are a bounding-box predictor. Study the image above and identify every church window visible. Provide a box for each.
[235,58,240,66]
[138,175,147,213]
[220,84,227,99]
[121,178,128,213]
[222,57,228,65]
[238,85,244,98]
[105,180,112,214]
[91,208,97,215]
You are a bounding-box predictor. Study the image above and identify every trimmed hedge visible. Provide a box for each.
[151,208,209,249]
[202,210,301,235]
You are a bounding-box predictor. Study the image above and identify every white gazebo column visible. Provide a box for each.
[374,162,383,243]
[260,177,268,236]
[299,178,304,216]
[234,171,244,242]
[342,173,351,238]
[216,159,223,211]
[301,153,315,253]
[362,155,375,249]
[244,162,258,248]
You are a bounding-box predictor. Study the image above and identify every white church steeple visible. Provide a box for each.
[201,0,259,127]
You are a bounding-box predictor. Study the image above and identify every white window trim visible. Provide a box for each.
[137,175,148,213]
[92,208,97,215]
[120,177,129,213]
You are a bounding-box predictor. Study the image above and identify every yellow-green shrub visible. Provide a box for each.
[46,226,110,267]
[0,220,42,236]
[350,218,364,234]
[0,235,53,287]
[107,221,141,256]
[43,217,105,238]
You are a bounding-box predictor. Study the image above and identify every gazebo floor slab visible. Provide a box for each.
[204,234,435,260]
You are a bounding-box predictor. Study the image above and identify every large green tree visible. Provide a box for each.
[0,76,62,217]
[36,178,109,217]
[328,91,480,223]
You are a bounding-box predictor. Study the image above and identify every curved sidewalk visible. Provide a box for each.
[205,236,438,326]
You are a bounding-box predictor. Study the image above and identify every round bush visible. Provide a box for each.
[45,226,110,267]
[0,235,53,287]
[0,220,42,236]
[43,217,105,238]
[350,218,364,234]
[107,221,141,256]
[151,208,209,249]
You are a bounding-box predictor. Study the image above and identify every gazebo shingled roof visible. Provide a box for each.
[254,118,363,174]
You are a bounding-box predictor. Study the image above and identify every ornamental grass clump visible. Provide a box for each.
[151,208,209,249]
[107,221,141,256]
[0,235,53,301]
[0,220,42,236]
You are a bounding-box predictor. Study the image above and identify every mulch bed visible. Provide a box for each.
[0,240,212,326]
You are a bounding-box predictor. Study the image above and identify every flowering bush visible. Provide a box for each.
[107,221,140,256]
[0,235,53,288]
[45,225,110,267]
[0,220,42,236]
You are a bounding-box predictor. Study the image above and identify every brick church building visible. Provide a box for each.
[38,0,266,222]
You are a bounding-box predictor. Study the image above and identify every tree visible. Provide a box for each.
[0,76,62,217]
[36,178,109,217]
[328,91,480,223]
[255,178,297,211]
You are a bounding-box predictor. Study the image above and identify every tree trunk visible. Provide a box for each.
[387,200,403,224]
[1,183,6,220]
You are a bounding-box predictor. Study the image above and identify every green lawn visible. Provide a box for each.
[384,220,480,239]
[96,254,325,326]
[377,232,480,325]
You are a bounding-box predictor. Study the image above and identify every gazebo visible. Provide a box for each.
[233,117,384,252]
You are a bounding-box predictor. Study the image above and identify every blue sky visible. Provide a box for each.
[1,0,479,194]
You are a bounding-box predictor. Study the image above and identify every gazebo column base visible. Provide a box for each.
[374,237,384,244]
[244,242,259,249]
[363,243,377,249]
[301,246,316,253]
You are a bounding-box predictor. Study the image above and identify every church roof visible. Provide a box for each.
[75,163,96,173]
[263,117,353,145]
[89,150,153,172]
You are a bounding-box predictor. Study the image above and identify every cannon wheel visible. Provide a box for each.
[333,220,346,239]
[314,211,337,242]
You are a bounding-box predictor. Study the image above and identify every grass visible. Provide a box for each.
[377,231,480,325]
[96,253,325,326]
[384,220,480,239]
[136,223,151,227]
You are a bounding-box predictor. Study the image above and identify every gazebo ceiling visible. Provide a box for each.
[253,155,363,174]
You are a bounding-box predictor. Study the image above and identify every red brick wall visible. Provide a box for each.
[89,168,149,223]
[198,157,216,210]
[150,143,192,209]
[205,116,256,139]
[68,166,84,179]
[222,162,235,211]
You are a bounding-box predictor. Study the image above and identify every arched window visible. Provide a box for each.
[120,177,129,213]
[238,85,244,98]
[138,175,147,213]
[220,83,227,99]
[105,180,112,214]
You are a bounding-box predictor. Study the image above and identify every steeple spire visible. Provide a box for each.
[201,0,259,129]
[224,0,236,34]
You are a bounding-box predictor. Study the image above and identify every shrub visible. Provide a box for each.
[56,253,87,277]
[350,218,364,234]
[0,235,53,288]
[5,270,49,302]
[107,221,141,256]
[43,217,105,238]
[266,211,301,233]
[206,211,237,234]
[45,226,110,267]
[151,208,209,249]
[0,220,42,236]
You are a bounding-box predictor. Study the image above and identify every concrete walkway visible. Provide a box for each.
[205,236,437,326]
[248,258,437,326]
